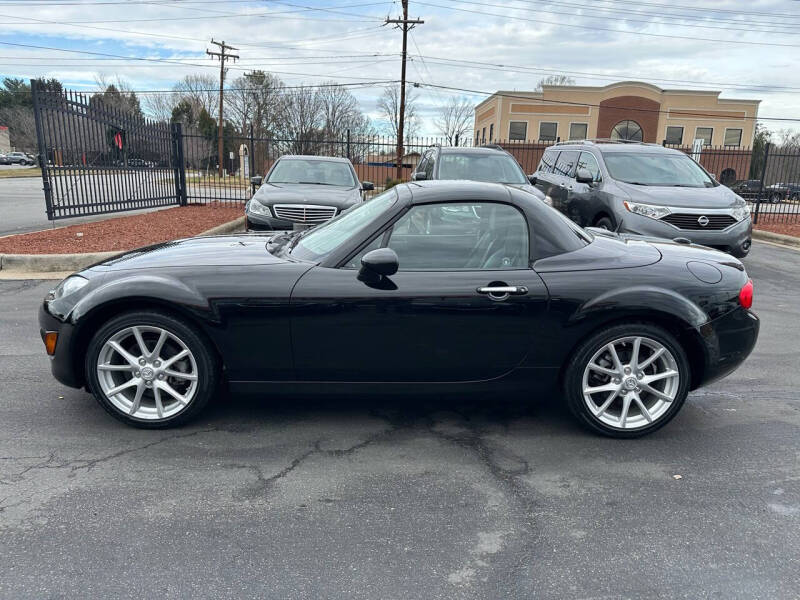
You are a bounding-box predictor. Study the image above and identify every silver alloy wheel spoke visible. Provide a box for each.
[97,325,198,421]
[582,335,680,430]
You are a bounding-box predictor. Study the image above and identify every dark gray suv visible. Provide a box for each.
[531,141,752,257]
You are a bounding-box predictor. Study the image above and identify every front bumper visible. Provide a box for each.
[696,306,759,388]
[623,213,753,257]
[38,302,83,388]
[245,209,298,232]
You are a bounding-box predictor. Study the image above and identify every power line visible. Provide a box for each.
[415,1,800,47]
[413,81,800,123]
[596,0,800,20]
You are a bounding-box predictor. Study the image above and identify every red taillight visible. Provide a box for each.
[739,279,753,309]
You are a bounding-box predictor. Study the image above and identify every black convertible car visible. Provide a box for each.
[39,181,759,437]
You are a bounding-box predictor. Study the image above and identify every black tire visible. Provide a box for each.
[595,216,614,230]
[791,193,799,203]
[85,310,219,428]
[563,323,691,438]
[770,192,782,204]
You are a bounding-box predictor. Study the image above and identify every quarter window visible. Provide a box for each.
[509,121,528,141]
[695,127,713,146]
[539,122,558,142]
[385,203,529,271]
[665,126,684,145]
[569,123,588,140]
[553,150,579,177]
[724,128,743,147]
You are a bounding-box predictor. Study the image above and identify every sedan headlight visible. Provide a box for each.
[731,204,751,222]
[623,201,671,220]
[247,201,272,217]
[48,275,89,301]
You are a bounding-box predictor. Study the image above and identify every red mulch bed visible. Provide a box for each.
[754,214,800,239]
[0,204,243,255]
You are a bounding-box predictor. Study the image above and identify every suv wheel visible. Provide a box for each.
[595,216,614,230]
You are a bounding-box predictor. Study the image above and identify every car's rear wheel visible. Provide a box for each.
[564,324,690,438]
[86,311,218,428]
[770,192,783,203]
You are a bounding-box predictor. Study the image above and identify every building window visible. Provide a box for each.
[475,132,479,145]
[610,120,643,142]
[665,126,684,145]
[489,124,494,142]
[569,123,588,140]
[695,127,713,146]
[482,127,486,143]
[539,122,558,142]
[509,121,528,141]
[724,128,743,147]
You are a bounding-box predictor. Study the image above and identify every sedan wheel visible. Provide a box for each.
[87,311,217,427]
[565,324,690,437]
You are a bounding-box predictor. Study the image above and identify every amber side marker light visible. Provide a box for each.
[43,331,58,356]
[739,279,754,309]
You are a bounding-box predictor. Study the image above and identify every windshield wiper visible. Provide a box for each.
[298,181,336,186]
[624,181,650,186]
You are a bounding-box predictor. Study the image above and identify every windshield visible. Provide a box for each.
[437,153,528,185]
[267,158,356,187]
[603,152,715,187]
[290,189,397,262]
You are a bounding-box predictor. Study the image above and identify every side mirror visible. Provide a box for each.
[250,175,262,187]
[360,248,398,278]
[575,168,594,184]
[412,171,427,181]
[361,181,374,191]
[528,174,537,185]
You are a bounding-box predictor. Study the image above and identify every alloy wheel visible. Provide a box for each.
[581,335,680,430]
[96,325,199,420]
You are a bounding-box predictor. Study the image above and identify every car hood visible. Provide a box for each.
[89,234,287,271]
[252,183,360,208]
[615,181,742,209]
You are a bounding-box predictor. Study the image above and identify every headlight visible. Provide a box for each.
[623,201,671,220]
[49,275,89,300]
[731,204,751,222]
[247,201,271,217]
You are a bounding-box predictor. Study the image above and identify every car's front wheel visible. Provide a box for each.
[86,311,219,428]
[564,324,690,438]
[770,192,783,203]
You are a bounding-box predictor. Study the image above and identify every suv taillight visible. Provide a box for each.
[739,279,753,309]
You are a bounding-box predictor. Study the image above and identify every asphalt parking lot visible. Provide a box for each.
[0,241,798,599]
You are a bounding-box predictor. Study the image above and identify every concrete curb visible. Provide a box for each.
[0,216,246,275]
[753,229,800,250]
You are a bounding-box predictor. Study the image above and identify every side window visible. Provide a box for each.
[577,152,602,182]
[386,203,528,271]
[538,150,558,174]
[553,150,579,177]
[424,152,435,178]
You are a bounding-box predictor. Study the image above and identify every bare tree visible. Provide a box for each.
[226,70,285,138]
[142,93,176,122]
[173,74,218,120]
[535,74,576,91]
[0,105,37,152]
[433,96,473,145]
[377,85,419,141]
[281,86,324,155]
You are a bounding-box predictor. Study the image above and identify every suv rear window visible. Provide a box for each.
[437,153,527,184]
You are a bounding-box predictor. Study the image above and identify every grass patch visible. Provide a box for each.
[0,168,42,179]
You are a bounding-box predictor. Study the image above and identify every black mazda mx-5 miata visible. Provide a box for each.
[39,181,759,437]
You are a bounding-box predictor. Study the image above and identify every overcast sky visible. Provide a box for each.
[1,0,799,135]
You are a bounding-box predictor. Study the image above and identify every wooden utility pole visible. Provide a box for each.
[386,1,423,180]
[207,39,239,177]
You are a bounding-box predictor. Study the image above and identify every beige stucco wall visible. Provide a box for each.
[473,82,759,146]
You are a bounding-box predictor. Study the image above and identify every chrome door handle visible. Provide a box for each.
[477,286,528,300]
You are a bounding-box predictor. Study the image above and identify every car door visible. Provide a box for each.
[289,200,549,382]
[563,151,604,227]
[548,150,580,216]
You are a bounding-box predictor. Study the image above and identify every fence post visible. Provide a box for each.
[30,79,54,220]
[248,124,256,196]
[455,134,459,147]
[346,129,351,161]
[171,122,187,206]
[753,142,770,225]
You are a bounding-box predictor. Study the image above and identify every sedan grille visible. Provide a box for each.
[660,213,737,231]
[273,204,337,224]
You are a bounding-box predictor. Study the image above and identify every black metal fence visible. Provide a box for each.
[32,85,800,226]
[32,82,182,220]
